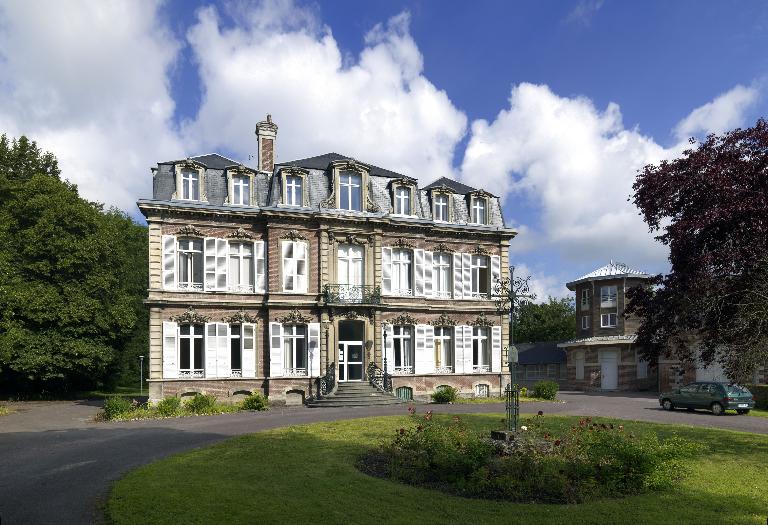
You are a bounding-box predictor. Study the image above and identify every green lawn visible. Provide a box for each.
[747,408,768,418]
[0,405,11,416]
[83,382,145,399]
[107,414,768,525]
[451,395,557,404]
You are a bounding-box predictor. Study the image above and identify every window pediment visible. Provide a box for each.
[173,160,207,202]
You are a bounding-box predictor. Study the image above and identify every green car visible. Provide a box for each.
[659,382,755,415]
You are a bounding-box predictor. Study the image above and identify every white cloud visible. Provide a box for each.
[673,84,759,140]
[182,3,467,186]
[0,0,184,210]
[511,263,571,302]
[565,0,605,26]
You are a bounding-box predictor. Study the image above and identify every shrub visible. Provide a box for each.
[102,396,132,420]
[519,386,528,398]
[747,384,767,409]
[241,392,269,411]
[184,393,217,415]
[431,385,457,404]
[533,380,558,400]
[157,396,181,417]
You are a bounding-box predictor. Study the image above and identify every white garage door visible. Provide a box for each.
[601,350,618,390]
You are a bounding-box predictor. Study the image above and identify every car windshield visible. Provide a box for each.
[725,384,750,395]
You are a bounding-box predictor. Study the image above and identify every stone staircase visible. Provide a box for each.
[307,381,408,408]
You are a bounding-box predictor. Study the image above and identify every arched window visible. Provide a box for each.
[394,186,411,215]
[339,172,362,211]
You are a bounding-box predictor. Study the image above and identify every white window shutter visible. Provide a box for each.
[416,324,435,374]
[490,255,501,297]
[462,253,472,298]
[269,322,284,377]
[453,324,465,373]
[216,323,230,378]
[383,324,395,370]
[414,249,425,297]
[491,325,502,373]
[462,325,474,373]
[298,241,309,293]
[204,237,217,291]
[216,239,228,291]
[162,321,178,379]
[452,253,462,299]
[242,323,256,377]
[162,235,176,290]
[308,322,321,376]
[414,324,427,374]
[205,323,218,378]
[423,251,433,297]
[254,241,266,293]
[382,247,392,295]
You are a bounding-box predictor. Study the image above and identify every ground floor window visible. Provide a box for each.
[393,325,414,374]
[433,326,454,373]
[475,383,490,397]
[229,325,243,377]
[179,324,204,378]
[472,327,490,372]
[283,324,307,376]
[396,386,413,400]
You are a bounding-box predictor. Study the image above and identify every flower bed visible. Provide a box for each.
[358,408,701,504]
[99,392,268,421]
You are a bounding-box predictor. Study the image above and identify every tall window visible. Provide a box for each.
[434,327,454,373]
[472,327,490,372]
[391,249,413,296]
[228,242,254,293]
[282,241,307,292]
[337,244,363,302]
[230,325,243,377]
[339,172,362,211]
[433,252,452,298]
[393,325,413,374]
[178,238,203,290]
[232,175,250,205]
[471,197,486,224]
[181,169,200,200]
[179,324,204,377]
[600,285,617,307]
[470,255,489,299]
[581,289,590,309]
[581,315,590,330]
[434,194,449,221]
[283,325,307,376]
[601,313,617,328]
[575,351,585,380]
[285,174,303,206]
[394,186,411,215]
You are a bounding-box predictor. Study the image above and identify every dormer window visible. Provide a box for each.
[285,174,303,206]
[471,197,487,224]
[339,172,362,211]
[181,169,200,201]
[232,175,250,205]
[434,194,449,221]
[395,186,411,215]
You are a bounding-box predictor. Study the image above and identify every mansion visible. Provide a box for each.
[139,116,515,404]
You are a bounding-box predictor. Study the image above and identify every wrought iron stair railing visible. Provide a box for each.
[323,284,382,305]
[366,362,392,393]
[319,361,336,396]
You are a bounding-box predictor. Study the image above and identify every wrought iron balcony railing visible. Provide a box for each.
[323,284,382,304]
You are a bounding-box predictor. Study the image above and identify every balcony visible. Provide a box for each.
[323,284,382,305]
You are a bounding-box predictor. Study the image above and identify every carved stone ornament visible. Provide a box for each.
[171,307,211,325]
[384,313,420,326]
[472,245,491,256]
[179,158,205,170]
[329,232,374,246]
[470,312,495,327]
[280,230,307,241]
[228,227,254,240]
[223,310,259,324]
[331,158,366,173]
[320,193,336,209]
[276,309,313,325]
[429,313,458,327]
[433,242,451,253]
[469,189,495,199]
[393,238,414,249]
[176,225,204,237]
[366,194,381,213]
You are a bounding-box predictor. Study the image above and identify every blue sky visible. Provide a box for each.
[1,0,766,298]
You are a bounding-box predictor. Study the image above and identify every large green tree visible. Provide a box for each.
[514,297,576,344]
[627,119,768,381]
[0,135,148,394]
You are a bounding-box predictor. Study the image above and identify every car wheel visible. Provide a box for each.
[736,409,750,415]
[662,399,674,411]
[710,402,724,416]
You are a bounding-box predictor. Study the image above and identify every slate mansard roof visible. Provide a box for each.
[148,152,507,229]
[566,260,653,290]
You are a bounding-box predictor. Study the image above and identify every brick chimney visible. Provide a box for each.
[255,114,278,172]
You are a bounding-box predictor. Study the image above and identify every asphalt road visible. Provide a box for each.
[1,392,765,524]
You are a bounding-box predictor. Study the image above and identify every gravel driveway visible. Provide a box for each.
[1,392,765,524]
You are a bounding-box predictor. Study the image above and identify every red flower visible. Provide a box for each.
[407,406,416,415]
[417,425,424,432]
[554,440,561,446]
[425,411,433,421]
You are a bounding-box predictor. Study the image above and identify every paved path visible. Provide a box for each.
[1,392,765,524]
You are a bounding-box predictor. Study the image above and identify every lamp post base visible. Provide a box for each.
[490,430,517,442]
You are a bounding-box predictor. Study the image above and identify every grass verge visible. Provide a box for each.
[106,413,768,524]
[0,405,11,416]
[451,395,558,404]
[747,408,768,418]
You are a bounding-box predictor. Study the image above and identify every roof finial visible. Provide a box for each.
[266,114,272,124]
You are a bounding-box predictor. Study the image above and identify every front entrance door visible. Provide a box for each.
[338,320,365,382]
[600,350,618,390]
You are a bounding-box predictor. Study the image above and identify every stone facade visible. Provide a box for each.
[139,122,516,404]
